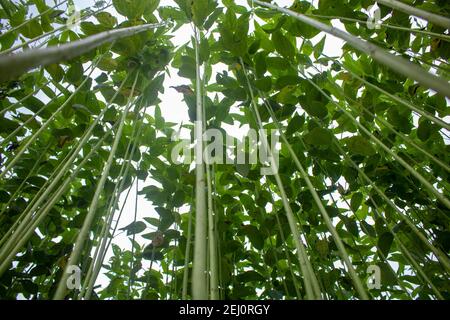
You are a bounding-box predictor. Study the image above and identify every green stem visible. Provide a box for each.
[240,59,321,300]
[53,73,139,300]
[300,70,450,210]
[191,26,208,300]
[0,22,168,82]
[0,123,117,278]
[182,206,193,299]
[253,0,450,98]
[0,0,69,40]
[377,0,450,29]
[303,13,450,41]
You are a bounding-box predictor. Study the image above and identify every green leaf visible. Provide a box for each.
[199,36,210,64]
[155,207,174,231]
[305,127,333,147]
[315,239,329,257]
[272,30,295,60]
[45,64,64,82]
[192,0,211,27]
[66,62,83,84]
[236,271,265,283]
[299,96,328,118]
[342,215,359,237]
[314,35,326,59]
[242,225,264,250]
[286,114,304,136]
[254,77,272,92]
[178,56,196,79]
[96,12,117,28]
[417,119,432,142]
[218,9,248,57]
[121,221,146,236]
[378,232,394,257]
[112,0,153,19]
[144,217,160,227]
[0,190,10,203]
[350,192,363,212]
[172,190,185,207]
[360,220,376,238]
[346,136,376,156]
[236,163,250,177]
[377,262,398,286]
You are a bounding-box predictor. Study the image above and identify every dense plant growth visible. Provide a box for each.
[0,0,449,300]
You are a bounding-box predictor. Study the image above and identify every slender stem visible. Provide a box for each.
[83,106,145,300]
[205,129,218,300]
[0,0,69,40]
[377,0,450,30]
[53,73,139,300]
[260,93,369,300]
[182,206,193,299]
[253,0,450,98]
[191,26,208,300]
[0,124,117,278]
[240,58,322,300]
[303,13,450,41]
[0,22,168,82]
[0,3,113,56]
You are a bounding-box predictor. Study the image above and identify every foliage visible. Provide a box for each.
[0,0,449,300]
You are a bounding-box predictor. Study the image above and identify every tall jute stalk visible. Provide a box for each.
[53,73,140,300]
[191,27,208,300]
[0,2,113,56]
[0,0,69,39]
[253,0,450,99]
[258,89,369,300]
[0,22,168,82]
[202,81,219,300]
[298,70,450,272]
[240,59,322,300]
[377,0,450,30]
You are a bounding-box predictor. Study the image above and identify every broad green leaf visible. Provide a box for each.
[417,118,432,142]
[350,192,363,212]
[314,35,326,59]
[360,220,376,238]
[299,96,328,118]
[346,136,376,156]
[242,225,264,250]
[121,221,147,235]
[378,232,394,257]
[272,30,295,60]
[315,239,329,257]
[236,271,265,283]
[286,114,304,136]
[305,127,333,147]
